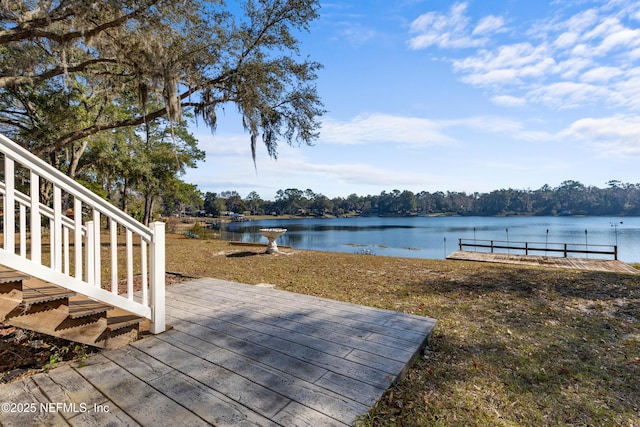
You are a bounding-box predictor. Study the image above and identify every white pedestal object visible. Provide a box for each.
[259,228,287,254]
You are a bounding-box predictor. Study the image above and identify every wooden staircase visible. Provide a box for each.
[0,269,146,349]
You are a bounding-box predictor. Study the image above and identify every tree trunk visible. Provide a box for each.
[121,178,129,214]
[143,194,154,226]
[68,140,89,180]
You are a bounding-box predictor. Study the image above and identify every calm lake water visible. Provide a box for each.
[218,216,640,263]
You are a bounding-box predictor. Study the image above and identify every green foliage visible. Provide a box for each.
[43,344,91,372]
[1,0,324,225]
[186,222,212,239]
[215,181,640,218]
[43,345,68,372]
[1,0,324,162]
[204,192,227,216]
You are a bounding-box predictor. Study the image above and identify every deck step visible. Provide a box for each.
[0,266,144,349]
[21,285,76,307]
[69,299,114,319]
[107,314,143,331]
[0,270,30,284]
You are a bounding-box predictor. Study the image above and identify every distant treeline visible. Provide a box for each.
[201,180,640,217]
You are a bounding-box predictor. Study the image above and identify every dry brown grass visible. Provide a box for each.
[165,234,640,426]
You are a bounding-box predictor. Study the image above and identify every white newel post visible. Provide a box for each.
[149,221,166,334]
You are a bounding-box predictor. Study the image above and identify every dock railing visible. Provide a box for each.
[458,238,618,260]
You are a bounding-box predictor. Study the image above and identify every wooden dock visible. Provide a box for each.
[0,278,436,426]
[447,250,640,274]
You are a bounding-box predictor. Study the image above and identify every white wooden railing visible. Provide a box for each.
[0,133,165,334]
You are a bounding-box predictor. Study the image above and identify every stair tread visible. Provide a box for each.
[107,314,143,331]
[22,285,75,305]
[68,299,114,319]
[1,265,144,348]
[0,270,30,283]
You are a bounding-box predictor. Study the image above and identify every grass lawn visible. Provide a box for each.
[165,234,639,426]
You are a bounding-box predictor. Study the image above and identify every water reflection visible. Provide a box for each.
[217,216,640,262]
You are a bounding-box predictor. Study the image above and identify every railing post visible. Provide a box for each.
[525,242,528,255]
[459,238,462,251]
[4,157,15,252]
[564,243,567,258]
[614,245,618,261]
[149,221,166,334]
[491,240,494,253]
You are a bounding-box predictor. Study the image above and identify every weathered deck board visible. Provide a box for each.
[0,278,436,426]
[447,250,640,274]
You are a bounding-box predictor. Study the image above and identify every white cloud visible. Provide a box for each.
[580,66,624,82]
[448,116,556,142]
[491,95,526,107]
[560,115,640,155]
[592,24,640,56]
[336,22,377,47]
[300,162,435,187]
[453,43,555,86]
[461,68,521,86]
[473,15,505,35]
[408,2,489,49]
[319,113,456,146]
[195,133,252,156]
[320,112,560,148]
[615,74,640,109]
[554,31,579,49]
[556,57,593,79]
[529,81,612,109]
[411,1,640,112]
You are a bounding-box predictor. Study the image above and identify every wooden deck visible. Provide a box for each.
[447,250,640,274]
[0,278,436,426]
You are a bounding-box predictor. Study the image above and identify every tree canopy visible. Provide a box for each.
[203,180,640,218]
[0,0,324,160]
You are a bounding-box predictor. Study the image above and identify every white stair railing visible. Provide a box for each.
[0,133,165,334]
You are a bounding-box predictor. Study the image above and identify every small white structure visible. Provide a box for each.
[259,228,287,254]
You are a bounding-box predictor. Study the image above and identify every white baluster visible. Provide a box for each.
[86,220,94,285]
[53,186,62,271]
[4,157,15,252]
[63,227,70,275]
[19,204,26,257]
[74,198,82,280]
[126,228,133,300]
[110,218,118,293]
[30,171,41,263]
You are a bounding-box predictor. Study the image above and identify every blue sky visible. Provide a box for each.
[185,0,640,200]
